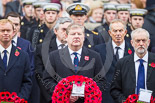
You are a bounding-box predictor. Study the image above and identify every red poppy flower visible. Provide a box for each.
[15,49,20,56]
[151,63,155,68]
[128,48,132,55]
[84,56,89,61]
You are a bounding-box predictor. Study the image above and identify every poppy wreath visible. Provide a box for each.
[124,94,155,103]
[52,75,102,103]
[0,92,27,103]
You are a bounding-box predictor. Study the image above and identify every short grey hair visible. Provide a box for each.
[53,17,73,30]
[131,28,150,40]
[109,19,126,31]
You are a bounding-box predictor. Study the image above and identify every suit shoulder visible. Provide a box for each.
[85,47,100,57]
[119,54,132,63]
[149,52,155,60]
[18,37,30,44]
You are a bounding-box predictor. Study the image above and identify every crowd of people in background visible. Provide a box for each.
[0,0,155,103]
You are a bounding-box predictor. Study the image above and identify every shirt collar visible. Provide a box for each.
[134,52,148,63]
[112,40,125,50]
[0,44,12,55]
[12,35,18,44]
[56,38,67,47]
[68,47,82,56]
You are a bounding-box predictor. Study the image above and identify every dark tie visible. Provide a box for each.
[3,50,7,69]
[73,52,79,72]
[115,47,120,61]
[59,44,65,49]
[137,59,145,94]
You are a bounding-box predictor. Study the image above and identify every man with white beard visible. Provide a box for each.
[111,28,155,103]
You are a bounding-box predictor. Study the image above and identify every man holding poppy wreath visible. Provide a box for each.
[43,23,106,103]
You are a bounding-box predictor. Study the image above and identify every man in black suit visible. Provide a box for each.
[0,19,32,100]
[111,28,155,103]
[95,19,134,103]
[43,23,106,103]
[35,17,73,103]
[5,12,39,103]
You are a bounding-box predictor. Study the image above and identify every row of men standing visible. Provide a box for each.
[0,1,155,103]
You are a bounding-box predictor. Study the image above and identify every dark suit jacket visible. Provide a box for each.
[110,52,155,103]
[0,45,32,100]
[43,46,106,102]
[95,40,134,82]
[17,37,34,72]
[94,40,134,103]
[35,37,58,103]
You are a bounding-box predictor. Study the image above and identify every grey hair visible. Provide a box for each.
[109,19,127,31]
[131,28,150,40]
[53,17,73,30]
[66,23,85,35]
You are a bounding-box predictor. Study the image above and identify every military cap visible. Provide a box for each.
[104,3,117,12]
[66,3,90,15]
[33,1,49,8]
[43,3,61,12]
[116,4,131,11]
[129,9,147,17]
[22,0,36,6]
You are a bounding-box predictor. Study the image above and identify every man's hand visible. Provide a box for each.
[70,96,79,103]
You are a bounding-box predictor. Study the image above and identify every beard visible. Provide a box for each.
[135,46,147,54]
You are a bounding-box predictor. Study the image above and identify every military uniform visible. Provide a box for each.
[66,3,104,49]
[20,16,37,40]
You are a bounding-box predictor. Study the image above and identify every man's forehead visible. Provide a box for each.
[105,10,117,13]
[134,33,148,39]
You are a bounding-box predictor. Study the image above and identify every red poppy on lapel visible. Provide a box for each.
[128,48,132,55]
[15,49,20,56]
[17,47,21,50]
[149,62,155,68]
[84,56,89,61]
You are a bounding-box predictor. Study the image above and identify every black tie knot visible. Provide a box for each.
[115,46,120,50]
[59,44,65,49]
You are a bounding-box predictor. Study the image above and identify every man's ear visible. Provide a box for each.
[131,39,134,47]
[129,17,132,23]
[54,29,57,36]
[108,30,112,37]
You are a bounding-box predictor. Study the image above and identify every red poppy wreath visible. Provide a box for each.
[0,92,27,103]
[124,94,155,103]
[52,75,102,103]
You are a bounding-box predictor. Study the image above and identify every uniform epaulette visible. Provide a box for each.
[92,31,98,35]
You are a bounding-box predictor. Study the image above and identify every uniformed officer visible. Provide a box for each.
[33,1,48,26]
[20,0,37,40]
[116,4,131,43]
[28,3,60,50]
[66,3,104,49]
[94,3,117,42]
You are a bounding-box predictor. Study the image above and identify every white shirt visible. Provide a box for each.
[12,35,18,46]
[68,47,82,64]
[0,44,12,66]
[56,38,67,49]
[134,52,148,92]
[112,40,125,59]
